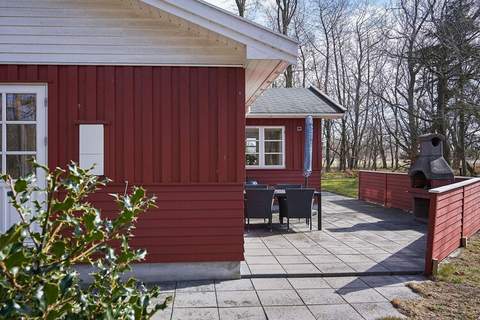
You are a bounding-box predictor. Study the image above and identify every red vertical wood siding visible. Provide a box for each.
[0,65,246,263]
[245,118,322,189]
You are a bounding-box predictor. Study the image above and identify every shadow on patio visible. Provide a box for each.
[242,192,427,281]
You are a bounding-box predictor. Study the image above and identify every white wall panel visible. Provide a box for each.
[79,125,104,176]
[0,0,245,66]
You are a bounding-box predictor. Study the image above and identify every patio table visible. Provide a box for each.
[273,190,322,231]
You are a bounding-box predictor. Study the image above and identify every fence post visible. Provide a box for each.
[358,171,361,200]
[384,173,388,207]
[425,193,437,276]
[461,186,467,248]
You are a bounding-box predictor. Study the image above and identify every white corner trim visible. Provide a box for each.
[429,178,480,194]
[140,0,298,64]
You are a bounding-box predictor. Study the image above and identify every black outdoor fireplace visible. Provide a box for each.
[408,134,454,221]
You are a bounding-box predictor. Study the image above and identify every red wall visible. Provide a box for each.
[0,65,246,263]
[358,171,412,211]
[245,118,322,190]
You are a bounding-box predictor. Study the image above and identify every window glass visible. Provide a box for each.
[245,127,260,166]
[6,155,35,179]
[1,92,38,179]
[264,128,282,140]
[246,128,259,140]
[265,141,282,153]
[6,94,36,121]
[265,154,283,166]
[246,154,259,166]
[7,124,36,151]
[245,127,284,168]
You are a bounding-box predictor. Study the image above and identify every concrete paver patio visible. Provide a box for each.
[243,192,427,276]
[151,275,424,320]
[150,192,428,319]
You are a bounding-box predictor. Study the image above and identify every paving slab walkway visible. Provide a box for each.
[151,275,425,320]
[242,192,427,277]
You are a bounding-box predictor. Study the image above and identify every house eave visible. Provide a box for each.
[140,0,298,64]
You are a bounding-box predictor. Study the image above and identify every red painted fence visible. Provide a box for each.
[358,170,480,275]
[425,178,480,274]
[358,171,411,211]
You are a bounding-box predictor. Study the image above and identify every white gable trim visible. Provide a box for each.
[139,0,298,64]
[246,113,345,119]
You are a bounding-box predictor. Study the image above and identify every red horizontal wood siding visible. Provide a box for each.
[245,118,322,190]
[464,183,480,237]
[358,171,412,211]
[424,179,480,275]
[0,65,246,263]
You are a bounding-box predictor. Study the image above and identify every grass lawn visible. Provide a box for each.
[392,234,480,319]
[321,172,358,198]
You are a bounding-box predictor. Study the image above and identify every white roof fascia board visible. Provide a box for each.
[246,113,345,119]
[309,86,347,112]
[139,0,298,64]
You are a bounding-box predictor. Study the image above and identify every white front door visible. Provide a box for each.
[0,85,47,233]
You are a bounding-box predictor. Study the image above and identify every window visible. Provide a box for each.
[79,125,104,175]
[246,126,285,168]
[0,92,39,179]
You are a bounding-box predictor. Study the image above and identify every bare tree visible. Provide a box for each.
[275,0,299,87]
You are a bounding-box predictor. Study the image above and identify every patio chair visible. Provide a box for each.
[244,184,269,223]
[275,184,302,224]
[245,189,275,231]
[284,188,315,231]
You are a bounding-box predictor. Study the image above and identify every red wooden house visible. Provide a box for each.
[0,0,342,281]
[246,87,345,190]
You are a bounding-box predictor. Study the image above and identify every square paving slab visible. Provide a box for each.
[151,275,422,320]
[243,192,426,276]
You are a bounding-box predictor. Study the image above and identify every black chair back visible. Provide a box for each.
[245,189,274,219]
[286,189,315,219]
[274,184,302,190]
[245,184,268,189]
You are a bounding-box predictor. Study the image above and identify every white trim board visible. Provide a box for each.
[246,113,345,119]
[245,126,286,169]
[429,178,480,194]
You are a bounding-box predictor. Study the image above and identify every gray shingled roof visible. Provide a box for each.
[248,87,345,118]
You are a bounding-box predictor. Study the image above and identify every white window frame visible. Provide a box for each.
[246,126,285,169]
[0,85,47,181]
[0,84,47,234]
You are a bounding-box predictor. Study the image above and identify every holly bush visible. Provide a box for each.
[0,163,170,319]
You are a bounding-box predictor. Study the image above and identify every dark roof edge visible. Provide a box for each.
[308,86,346,114]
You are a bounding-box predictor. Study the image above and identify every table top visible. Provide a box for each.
[273,189,321,196]
[244,189,321,196]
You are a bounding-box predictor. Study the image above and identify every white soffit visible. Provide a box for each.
[138,0,299,64]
